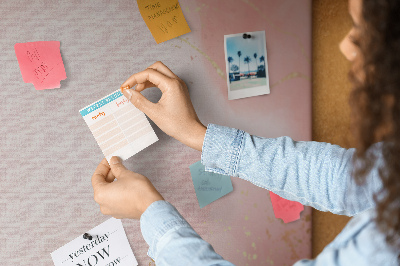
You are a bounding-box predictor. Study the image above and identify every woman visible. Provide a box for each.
[91,0,400,264]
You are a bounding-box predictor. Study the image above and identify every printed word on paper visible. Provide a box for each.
[51,218,138,266]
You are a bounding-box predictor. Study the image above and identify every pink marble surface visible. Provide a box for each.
[0,0,311,265]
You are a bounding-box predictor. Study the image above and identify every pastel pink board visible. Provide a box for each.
[14,41,66,90]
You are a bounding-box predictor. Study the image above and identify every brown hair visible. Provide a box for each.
[350,0,400,252]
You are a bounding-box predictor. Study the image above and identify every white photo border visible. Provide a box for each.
[224,30,270,100]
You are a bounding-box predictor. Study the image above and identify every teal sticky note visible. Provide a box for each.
[189,160,233,208]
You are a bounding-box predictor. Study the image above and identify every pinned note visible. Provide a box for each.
[137,0,191,44]
[14,41,66,90]
[79,90,158,162]
[190,161,233,208]
[51,218,138,266]
[269,192,304,223]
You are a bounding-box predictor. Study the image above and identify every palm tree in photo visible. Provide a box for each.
[237,51,242,77]
[260,55,266,76]
[231,64,239,72]
[227,56,234,83]
[227,56,234,73]
[244,56,251,78]
[253,53,258,74]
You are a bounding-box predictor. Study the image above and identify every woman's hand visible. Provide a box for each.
[91,157,164,219]
[120,61,206,151]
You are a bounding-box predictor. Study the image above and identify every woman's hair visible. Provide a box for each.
[350,0,400,251]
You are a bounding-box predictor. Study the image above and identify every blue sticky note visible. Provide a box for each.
[189,160,233,208]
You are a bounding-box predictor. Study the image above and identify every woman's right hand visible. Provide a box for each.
[120,61,206,151]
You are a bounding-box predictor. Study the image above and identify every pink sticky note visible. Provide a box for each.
[14,41,67,90]
[270,191,304,223]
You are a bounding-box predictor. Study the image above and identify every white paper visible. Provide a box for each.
[51,218,137,266]
[79,90,158,162]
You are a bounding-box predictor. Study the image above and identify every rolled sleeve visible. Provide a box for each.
[201,123,245,176]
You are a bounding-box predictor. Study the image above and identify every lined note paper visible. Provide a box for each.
[79,90,158,162]
[137,0,191,43]
[14,41,66,90]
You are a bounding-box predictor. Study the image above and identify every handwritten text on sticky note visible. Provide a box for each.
[190,161,233,208]
[14,41,66,90]
[137,0,191,44]
[270,191,304,223]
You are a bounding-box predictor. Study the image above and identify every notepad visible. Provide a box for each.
[51,218,137,266]
[79,90,158,162]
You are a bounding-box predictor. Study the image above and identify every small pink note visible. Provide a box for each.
[270,191,304,223]
[14,41,67,90]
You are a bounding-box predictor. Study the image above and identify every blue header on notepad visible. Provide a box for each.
[80,91,123,116]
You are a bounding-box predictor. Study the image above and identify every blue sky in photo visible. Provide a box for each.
[226,32,266,73]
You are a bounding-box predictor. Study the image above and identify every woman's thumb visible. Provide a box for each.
[109,156,128,178]
[123,89,154,115]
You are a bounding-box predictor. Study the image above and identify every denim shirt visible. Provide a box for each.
[140,124,399,265]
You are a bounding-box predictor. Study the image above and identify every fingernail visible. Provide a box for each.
[121,85,129,92]
[110,156,121,165]
[125,89,133,100]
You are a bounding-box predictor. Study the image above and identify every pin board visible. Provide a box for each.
[0,0,311,265]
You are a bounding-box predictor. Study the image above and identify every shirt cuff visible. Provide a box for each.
[201,124,245,176]
[140,200,192,260]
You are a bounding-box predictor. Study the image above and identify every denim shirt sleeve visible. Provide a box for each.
[140,200,235,266]
[201,124,383,216]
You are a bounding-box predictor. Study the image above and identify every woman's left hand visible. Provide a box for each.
[91,157,164,219]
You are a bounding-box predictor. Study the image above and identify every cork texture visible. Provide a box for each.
[312,0,353,257]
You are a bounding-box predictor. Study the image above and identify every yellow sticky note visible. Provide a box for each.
[137,0,191,44]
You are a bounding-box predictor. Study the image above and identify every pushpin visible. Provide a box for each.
[83,233,94,240]
[242,33,252,39]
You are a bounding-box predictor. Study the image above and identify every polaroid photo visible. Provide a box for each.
[224,30,270,100]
